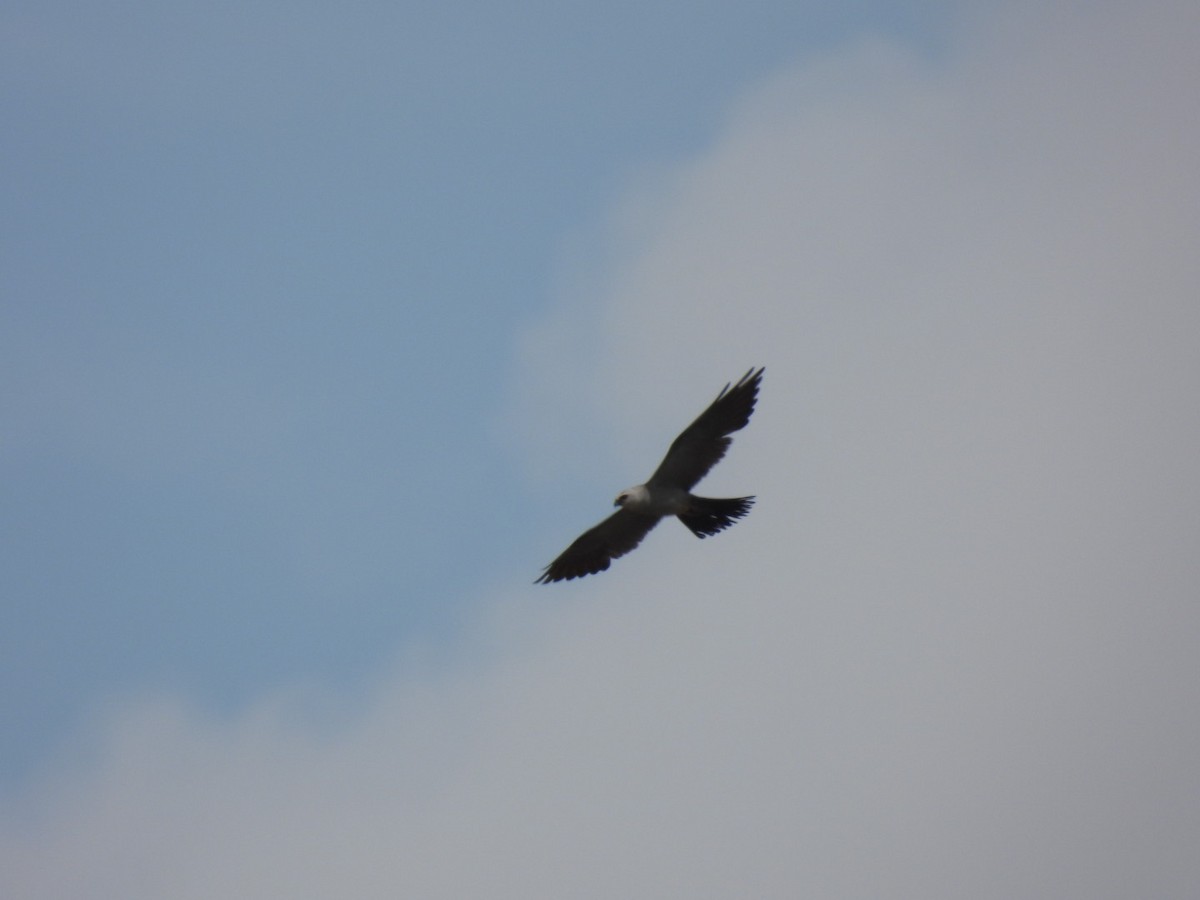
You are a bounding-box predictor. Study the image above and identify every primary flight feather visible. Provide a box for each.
[536,367,763,584]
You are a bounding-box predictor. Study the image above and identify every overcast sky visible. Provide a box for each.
[3,0,1199,896]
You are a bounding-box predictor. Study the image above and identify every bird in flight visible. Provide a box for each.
[536,367,764,584]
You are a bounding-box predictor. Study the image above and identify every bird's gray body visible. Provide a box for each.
[614,483,686,516]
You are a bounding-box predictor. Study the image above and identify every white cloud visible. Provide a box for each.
[5,1,1200,896]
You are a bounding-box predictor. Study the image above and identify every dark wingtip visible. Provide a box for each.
[739,367,764,389]
[715,366,764,401]
[536,558,611,584]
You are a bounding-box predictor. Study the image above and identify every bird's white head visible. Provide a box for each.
[614,484,651,509]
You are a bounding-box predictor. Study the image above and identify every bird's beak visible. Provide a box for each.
[613,496,623,507]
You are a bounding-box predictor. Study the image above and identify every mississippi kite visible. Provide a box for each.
[536,367,764,583]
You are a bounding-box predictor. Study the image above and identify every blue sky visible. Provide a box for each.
[2,0,945,782]
[4,1,1200,896]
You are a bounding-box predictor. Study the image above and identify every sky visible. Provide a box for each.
[2,0,1198,896]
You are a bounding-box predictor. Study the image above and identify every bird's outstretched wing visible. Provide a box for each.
[535,510,661,584]
[646,367,764,491]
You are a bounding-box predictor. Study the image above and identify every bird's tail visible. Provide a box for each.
[677,496,755,538]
